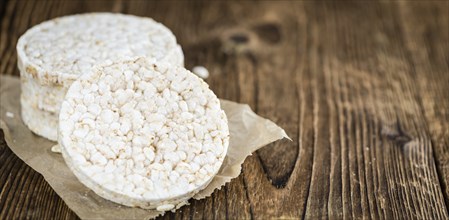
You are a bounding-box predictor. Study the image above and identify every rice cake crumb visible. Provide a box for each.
[51,144,61,153]
[192,66,209,79]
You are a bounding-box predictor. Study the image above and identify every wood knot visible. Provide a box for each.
[221,30,254,55]
[382,120,412,148]
[252,23,281,44]
[229,33,249,44]
[219,22,282,56]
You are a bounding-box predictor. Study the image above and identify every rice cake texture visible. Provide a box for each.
[17,13,184,141]
[58,57,229,209]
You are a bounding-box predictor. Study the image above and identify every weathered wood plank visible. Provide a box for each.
[397,1,449,208]
[293,1,448,219]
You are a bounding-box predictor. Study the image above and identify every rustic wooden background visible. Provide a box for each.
[1,0,448,219]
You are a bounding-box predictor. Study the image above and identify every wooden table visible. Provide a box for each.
[1,0,448,219]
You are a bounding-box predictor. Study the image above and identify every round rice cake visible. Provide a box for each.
[58,57,229,209]
[17,13,184,141]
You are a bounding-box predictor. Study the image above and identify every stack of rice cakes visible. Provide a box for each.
[17,13,229,212]
[17,13,184,141]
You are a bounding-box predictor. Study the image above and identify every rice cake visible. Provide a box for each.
[58,57,229,209]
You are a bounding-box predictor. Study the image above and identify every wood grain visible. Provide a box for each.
[1,0,448,219]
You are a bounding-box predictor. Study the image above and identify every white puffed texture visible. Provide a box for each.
[17,13,184,141]
[58,57,229,209]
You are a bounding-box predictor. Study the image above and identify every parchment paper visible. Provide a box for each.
[0,75,289,219]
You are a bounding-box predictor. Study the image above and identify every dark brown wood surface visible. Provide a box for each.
[1,0,448,219]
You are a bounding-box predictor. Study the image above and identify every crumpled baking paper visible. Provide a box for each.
[0,75,289,219]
